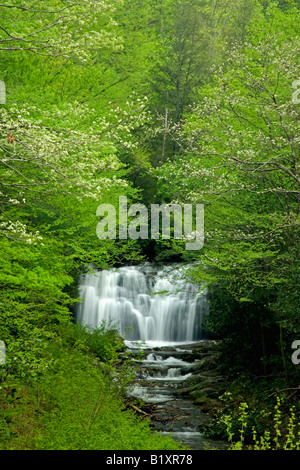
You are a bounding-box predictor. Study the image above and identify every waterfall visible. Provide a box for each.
[76,264,209,345]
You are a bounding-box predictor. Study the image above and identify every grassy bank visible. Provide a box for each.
[0,323,183,450]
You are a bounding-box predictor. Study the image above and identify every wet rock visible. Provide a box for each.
[190,354,221,372]
[193,397,224,413]
[174,341,226,405]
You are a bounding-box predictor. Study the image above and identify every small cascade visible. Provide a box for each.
[167,368,181,378]
[76,263,208,345]
[127,344,228,450]
[128,349,195,403]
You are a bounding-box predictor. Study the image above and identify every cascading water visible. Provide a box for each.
[76,264,228,450]
[76,263,208,346]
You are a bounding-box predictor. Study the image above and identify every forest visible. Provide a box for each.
[0,0,299,451]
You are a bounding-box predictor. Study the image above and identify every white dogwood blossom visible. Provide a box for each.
[0,0,124,60]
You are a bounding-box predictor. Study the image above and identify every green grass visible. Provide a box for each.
[0,323,184,450]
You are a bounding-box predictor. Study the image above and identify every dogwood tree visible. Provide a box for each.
[0,1,154,244]
[0,0,123,59]
[154,2,300,336]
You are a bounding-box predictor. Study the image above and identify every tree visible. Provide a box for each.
[0,0,149,390]
[0,0,123,59]
[147,0,259,164]
[153,1,300,375]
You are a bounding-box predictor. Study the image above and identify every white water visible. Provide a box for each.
[76,264,228,450]
[76,264,208,345]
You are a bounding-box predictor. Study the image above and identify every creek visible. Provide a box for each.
[76,263,227,450]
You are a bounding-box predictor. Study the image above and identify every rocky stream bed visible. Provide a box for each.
[126,340,229,450]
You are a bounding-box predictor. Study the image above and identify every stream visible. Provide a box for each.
[77,263,228,450]
[126,341,228,450]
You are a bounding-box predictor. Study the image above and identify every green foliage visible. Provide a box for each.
[0,323,183,450]
[55,322,126,362]
[0,0,163,451]
[204,283,277,376]
[153,0,300,383]
[1,0,300,452]
[223,398,300,450]
[0,234,74,385]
